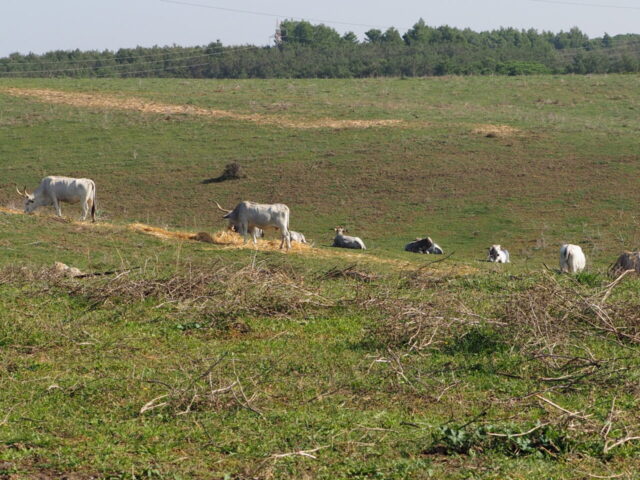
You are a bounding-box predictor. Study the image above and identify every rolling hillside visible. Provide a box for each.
[1,76,640,479]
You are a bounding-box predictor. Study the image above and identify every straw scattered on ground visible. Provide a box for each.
[4,208,476,275]
[2,87,404,130]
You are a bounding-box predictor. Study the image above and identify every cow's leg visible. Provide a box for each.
[281,229,291,250]
[81,200,89,221]
[239,224,249,244]
[52,196,62,217]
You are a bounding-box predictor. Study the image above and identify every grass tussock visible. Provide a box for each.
[0,262,332,321]
[368,271,640,355]
[140,354,264,417]
[502,275,640,349]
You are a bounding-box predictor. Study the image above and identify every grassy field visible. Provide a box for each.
[1,76,640,478]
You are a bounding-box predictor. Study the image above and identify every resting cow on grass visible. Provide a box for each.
[288,230,308,244]
[332,227,366,250]
[488,245,510,263]
[405,236,434,254]
[427,243,444,254]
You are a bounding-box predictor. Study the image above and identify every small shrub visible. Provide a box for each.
[428,423,573,457]
[220,161,246,180]
[574,271,603,287]
[443,327,507,355]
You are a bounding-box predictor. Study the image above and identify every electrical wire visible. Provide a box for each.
[158,0,388,29]
[527,0,640,10]
[0,46,259,76]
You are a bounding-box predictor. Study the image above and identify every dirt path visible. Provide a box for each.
[1,87,404,130]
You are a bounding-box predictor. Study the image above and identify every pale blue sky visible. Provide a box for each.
[2,0,639,57]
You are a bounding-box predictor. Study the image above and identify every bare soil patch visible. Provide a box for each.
[472,123,522,137]
[2,87,404,130]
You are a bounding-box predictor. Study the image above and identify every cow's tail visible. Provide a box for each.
[91,181,97,222]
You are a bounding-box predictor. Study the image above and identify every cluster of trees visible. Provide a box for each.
[1,20,639,78]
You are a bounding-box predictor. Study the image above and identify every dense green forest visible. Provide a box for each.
[2,19,640,77]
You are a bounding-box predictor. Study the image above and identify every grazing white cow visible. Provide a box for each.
[332,227,366,250]
[216,200,291,249]
[560,244,586,273]
[16,176,96,222]
[288,230,307,244]
[427,243,443,255]
[488,245,510,263]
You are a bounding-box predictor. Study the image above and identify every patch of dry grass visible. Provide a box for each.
[2,87,404,130]
[471,123,522,137]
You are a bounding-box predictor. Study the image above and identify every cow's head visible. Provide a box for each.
[488,245,501,258]
[16,185,36,213]
[334,226,346,235]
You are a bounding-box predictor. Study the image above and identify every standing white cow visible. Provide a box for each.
[16,176,97,222]
[332,227,366,250]
[560,244,586,273]
[216,200,291,249]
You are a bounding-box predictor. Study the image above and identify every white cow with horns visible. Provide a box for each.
[16,176,97,222]
[215,200,291,249]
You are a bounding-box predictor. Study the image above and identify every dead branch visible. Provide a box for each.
[535,395,592,420]
[486,422,549,438]
[269,445,329,460]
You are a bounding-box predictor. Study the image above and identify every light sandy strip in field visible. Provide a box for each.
[1,87,404,130]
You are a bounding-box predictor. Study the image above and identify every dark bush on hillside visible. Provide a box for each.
[202,161,246,184]
[609,251,640,277]
[221,161,246,180]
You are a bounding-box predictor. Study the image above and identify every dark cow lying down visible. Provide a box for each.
[405,236,443,254]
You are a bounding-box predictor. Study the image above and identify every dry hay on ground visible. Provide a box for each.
[1,87,404,130]
[472,124,522,138]
[0,206,22,215]
[128,223,311,252]
[5,209,475,276]
[129,222,196,241]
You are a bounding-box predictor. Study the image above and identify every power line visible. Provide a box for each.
[527,0,640,9]
[158,0,387,29]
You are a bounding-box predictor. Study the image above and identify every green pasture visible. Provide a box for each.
[1,76,640,478]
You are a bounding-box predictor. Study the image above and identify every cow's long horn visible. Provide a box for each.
[214,201,231,213]
[23,186,30,196]
[15,184,26,197]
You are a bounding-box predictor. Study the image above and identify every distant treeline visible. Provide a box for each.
[2,19,640,78]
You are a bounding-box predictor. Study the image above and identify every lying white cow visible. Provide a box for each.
[560,244,586,273]
[216,200,291,249]
[17,176,97,222]
[288,230,307,244]
[488,245,510,263]
[332,227,366,250]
